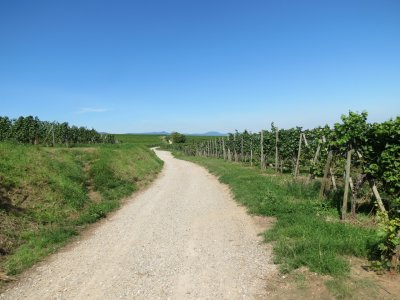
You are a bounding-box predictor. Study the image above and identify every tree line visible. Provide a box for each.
[0,116,116,146]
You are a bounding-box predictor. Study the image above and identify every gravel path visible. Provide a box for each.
[1,149,275,300]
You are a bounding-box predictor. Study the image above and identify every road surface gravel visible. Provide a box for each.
[1,149,275,299]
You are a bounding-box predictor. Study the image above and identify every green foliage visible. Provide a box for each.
[0,117,12,140]
[330,113,400,271]
[170,132,186,143]
[331,111,369,153]
[372,211,400,272]
[172,110,400,273]
[363,117,400,214]
[0,115,116,145]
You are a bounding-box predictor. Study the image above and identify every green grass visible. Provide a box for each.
[185,135,222,143]
[115,134,165,146]
[115,133,221,154]
[4,227,77,275]
[0,142,163,276]
[325,277,379,299]
[115,133,219,146]
[174,153,378,277]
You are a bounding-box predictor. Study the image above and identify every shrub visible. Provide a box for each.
[170,132,186,143]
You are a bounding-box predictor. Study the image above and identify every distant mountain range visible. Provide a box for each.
[187,131,227,136]
[125,131,227,136]
[125,131,170,135]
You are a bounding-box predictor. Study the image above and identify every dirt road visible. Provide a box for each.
[1,149,274,299]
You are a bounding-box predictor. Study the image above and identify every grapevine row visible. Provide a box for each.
[170,111,400,272]
[0,116,116,145]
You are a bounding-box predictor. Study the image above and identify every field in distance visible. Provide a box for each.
[115,134,216,145]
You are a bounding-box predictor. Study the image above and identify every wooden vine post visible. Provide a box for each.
[221,138,224,158]
[302,133,308,147]
[221,138,224,159]
[342,149,354,220]
[260,130,265,169]
[241,136,244,162]
[365,178,398,272]
[294,132,302,177]
[250,139,253,166]
[319,150,333,198]
[275,128,279,172]
[234,133,238,162]
[349,177,357,218]
[227,136,232,161]
[313,144,321,165]
[330,168,337,191]
[222,138,226,160]
[392,231,400,273]
[51,125,55,146]
[308,135,325,182]
[369,180,386,213]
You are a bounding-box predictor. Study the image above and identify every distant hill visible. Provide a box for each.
[125,131,169,135]
[186,131,227,136]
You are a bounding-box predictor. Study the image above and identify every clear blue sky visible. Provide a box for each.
[1,0,399,133]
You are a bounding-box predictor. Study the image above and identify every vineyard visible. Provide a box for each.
[0,116,116,145]
[168,111,400,272]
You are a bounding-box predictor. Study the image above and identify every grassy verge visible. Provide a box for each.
[173,153,378,277]
[0,142,163,277]
[115,134,165,146]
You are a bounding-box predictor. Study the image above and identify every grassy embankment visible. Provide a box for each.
[0,135,164,279]
[173,152,382,297]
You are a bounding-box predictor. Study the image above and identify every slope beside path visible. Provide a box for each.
[1,149,275,299]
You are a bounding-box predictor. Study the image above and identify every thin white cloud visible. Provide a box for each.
[77,107,110,114]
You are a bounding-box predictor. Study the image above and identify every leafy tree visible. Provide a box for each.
[170,132,186,143]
